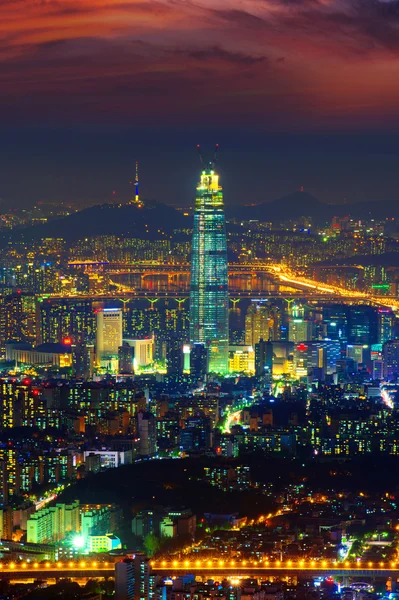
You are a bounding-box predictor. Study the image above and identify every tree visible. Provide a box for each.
[143,533,160,557]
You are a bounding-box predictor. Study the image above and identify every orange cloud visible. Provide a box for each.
[1,0,399,128]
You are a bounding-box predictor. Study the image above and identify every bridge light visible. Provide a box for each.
[322,561,327,567]
[10,563,15,569]
[34,563,38,568]
[243,560,247,566]
[57,562,62,568]
[0,564,3,569]
[45,562,50,568]
[80,561,86,568]
[196,560,200,567]
[184,561,189,567]
[287,561,292,567]
[22,563,27,569]
[368,562,373,567]
[276,561,281,566]
[345,562,349,567]
[92,562,97,567]
[207,560,212,566]
[300,560,304,567]
[162,561,166,567]
[380,562,384,567]
[230,560,235,566]
[173,561,178,567]
[104,562,108,567]
[69,562,73,568]
[391,562,396,568]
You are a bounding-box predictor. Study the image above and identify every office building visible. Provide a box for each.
[255,338,273,378]
[383,340,399,380]
[115,558,135,600]
[166,334,183,377]
[288,319,313,343]
[137,412,157,456]
[119,342,135,374]
[378,308,394,344]
[347,306,378,345]
[96,308,123,368]
[245,303,280,346]
[123,338,154,370]
[190,343,207,380]
[189,154,229,374]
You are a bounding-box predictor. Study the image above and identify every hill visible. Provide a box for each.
[226,192,399,223]
[7,201,189,244]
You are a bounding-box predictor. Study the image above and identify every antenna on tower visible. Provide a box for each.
[197,144,203,166]
[212,143,219,169]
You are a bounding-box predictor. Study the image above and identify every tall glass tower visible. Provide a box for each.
[189,154,229,374]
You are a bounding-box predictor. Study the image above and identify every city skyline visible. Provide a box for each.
[4,4,399,599]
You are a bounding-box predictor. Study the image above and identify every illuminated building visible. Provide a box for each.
[37,297,95,345]
[80,504,122,539]
[378,308,394,344]
[96,308,123,368]
[118,553,151,600]
[6,342,72,368]
[322,305,348,343]
[27,502,80,544]
[347,344,366,364]
[293,341,340,379]
[189,151,229,374]
[72,342,95,379]
[383,340,399,380]
[288,319,312,343]
[115,558,135,600]
[123,338,153,370]
[245,302,281,346]
[347,306,378,345]
[166,334,183,377]
[228,346,255,374]
[89,533,121,553]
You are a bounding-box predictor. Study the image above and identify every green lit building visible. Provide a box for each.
[189,158,229,374]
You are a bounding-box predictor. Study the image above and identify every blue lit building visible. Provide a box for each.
[189,158,229,374]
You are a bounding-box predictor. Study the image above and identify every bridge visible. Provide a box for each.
[150,558,399,578]
[63,260,399,310]
[1,559,398,582]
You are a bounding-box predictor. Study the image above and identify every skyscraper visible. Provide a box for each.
[189,149,229,374]
[96,308,123,368]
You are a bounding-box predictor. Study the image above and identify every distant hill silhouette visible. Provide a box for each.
[6,192,399,244]
[226,191,399,223]
[8,201,189,243]
[226,191,330,221]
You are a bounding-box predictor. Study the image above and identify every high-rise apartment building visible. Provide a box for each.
[189,154,229,374]
[383,340,399,380]
[96,308,123,367]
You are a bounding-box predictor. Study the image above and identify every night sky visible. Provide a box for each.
[2,0,399,208]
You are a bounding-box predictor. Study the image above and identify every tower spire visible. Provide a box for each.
[128,160,143,207]
[135,160,139,204]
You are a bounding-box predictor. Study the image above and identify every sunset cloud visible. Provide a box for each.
[2,0,399,129]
